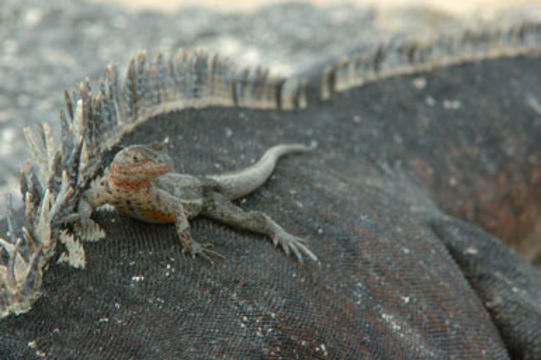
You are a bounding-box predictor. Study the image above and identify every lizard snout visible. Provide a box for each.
[112,144,174,179]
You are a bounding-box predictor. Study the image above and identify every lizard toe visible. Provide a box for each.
[273,231,318,263]
[189,241,225,263]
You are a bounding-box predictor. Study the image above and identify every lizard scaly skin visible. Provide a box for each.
[77,143,317,263]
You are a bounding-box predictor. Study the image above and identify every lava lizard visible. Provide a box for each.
[75,143,318,263]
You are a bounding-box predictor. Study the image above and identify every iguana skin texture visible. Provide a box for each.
[79,144,317,262]
[1,56,541,359]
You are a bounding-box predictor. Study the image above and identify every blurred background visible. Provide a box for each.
[92,0,541,15]
[2,0,541,215]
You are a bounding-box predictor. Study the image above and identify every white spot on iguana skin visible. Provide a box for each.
[315,343,328,357]
[27,340,46,358]
[443,99,461,110]
[425,96,436,106]
[465,247,479,255]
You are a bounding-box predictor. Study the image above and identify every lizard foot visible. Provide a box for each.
[272,230,318,263]
[181,238,225,264]
[62,213,82,224]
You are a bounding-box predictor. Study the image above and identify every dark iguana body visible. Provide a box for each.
[2,54,538,359]
[1,10,541,360]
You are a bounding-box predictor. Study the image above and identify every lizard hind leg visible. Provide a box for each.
[201,191,318,263]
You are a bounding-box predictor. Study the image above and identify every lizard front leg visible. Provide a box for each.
[62,187,100,225]
[173,204,224,263]
[201,191,318,263]
[62,188,107,242]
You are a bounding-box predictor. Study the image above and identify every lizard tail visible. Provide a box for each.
[208,143,316,200]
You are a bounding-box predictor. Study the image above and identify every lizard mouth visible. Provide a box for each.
[149,161,174,176]
[115,161,172,177]
[110,158,173,182]
[141,146,174,175]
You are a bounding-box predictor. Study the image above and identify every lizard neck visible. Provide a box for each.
[108,171,153,193]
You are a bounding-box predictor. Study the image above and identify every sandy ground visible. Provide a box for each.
[88,0,541,18]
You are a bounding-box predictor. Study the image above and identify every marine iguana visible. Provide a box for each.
[1,17,541,359]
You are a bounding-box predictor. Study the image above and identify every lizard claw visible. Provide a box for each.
[272,230,318,263]
[179,230,224,264]
[183,241,225,264]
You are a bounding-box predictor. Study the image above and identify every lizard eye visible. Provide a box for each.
[133,156,139,162]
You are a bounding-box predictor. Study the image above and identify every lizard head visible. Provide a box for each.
[110,144,174,182]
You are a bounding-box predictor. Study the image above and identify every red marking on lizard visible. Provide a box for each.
[108,171,151,192]
[139,209,176,223]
